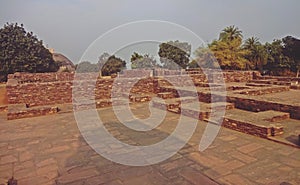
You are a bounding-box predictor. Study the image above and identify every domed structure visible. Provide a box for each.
[52,53,75,72]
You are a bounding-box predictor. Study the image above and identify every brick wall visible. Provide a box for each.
[6,72,157,107]
[6,70,260,107]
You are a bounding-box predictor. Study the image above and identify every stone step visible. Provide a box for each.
[245,83,271,87]
[291,84,300,90]
[249,79,292,86]
[248,79,274,84]
[273,81,291,86]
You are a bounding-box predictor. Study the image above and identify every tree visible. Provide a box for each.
[282,36,300,77]
[204,26,249,70]
[98,52,110,67]
[0,23,58,82]
[76,61,99,73]
[130,52,143,63]
[130,52,160,69]
[193,47,219,69]
[158,40,191,69]
[187,59,199,69]
[101,55,126,76]
[264,40,290,75]
[209,38,250,70]
[243,37,268,71]
[219,25,243,41]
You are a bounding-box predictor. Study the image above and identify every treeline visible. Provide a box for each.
[1,23,299,83]
[192,26,300,77]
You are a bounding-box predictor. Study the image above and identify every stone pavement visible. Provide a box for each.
[0,103,299,185]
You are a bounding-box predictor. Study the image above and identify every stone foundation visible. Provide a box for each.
[7,104,59,120]
[222,118,283,138]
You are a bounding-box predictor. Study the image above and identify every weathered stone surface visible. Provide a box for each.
[7,105,59,120]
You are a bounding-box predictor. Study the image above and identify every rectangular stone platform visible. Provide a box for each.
[223,110,287,138]
[180,102,235,120]
[152,99,234,121]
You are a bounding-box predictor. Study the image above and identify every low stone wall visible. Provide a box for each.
[223,118,273,138]
[223,71,260,82]
[227,97,300,120]
[7,106,59,120]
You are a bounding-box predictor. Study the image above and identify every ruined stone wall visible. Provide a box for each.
[6,70,260,107]
[223,118,271,138]
[258,76,300,83]
[7,81,73,106]
[227,96,300,120]
[6,72,157,107]
[7,72,74,83]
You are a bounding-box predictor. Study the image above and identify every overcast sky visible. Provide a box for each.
[1,0,299,64]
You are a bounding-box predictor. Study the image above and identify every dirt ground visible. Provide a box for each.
[0,85,8,105]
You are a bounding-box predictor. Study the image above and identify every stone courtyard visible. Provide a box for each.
[0,103,299,185]
[0,69,299,185]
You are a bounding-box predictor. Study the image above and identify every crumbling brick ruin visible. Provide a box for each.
[4,69,300,147]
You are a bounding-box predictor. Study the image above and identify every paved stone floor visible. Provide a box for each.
[0,103,299,185]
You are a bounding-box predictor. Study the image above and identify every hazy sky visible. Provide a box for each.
[1,0,299,64]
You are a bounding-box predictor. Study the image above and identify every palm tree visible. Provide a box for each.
[219,25,243,41]
[244,37,267,71]
[244,37,260,49]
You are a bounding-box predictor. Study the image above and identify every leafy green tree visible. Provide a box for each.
[243,37,268,71]
[158,40,191,69]
[282,36,300,77]
[130,52,143,63]
[130,52,160,69]
[264,40,290,74]
[101,55,126,76]
[202,26,249,70]
[209,38,250,70]
[0,23,58,81]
